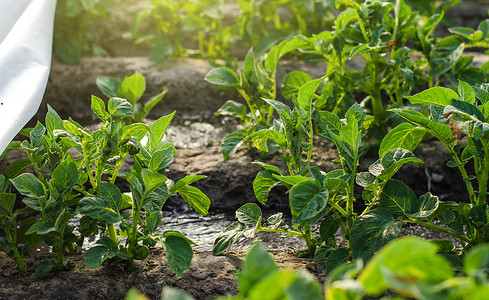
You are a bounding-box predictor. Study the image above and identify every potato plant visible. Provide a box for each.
[130,0,235,65]
[0,91,209,277]
[205,38,310,160]
[54,0,121,64]
[212,74,426,271]
[385,81,489,250]
[96,71,168,123]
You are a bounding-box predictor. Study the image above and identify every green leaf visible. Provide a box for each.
[220,130,248,161]
[444,99,485,122]
[358,237,454,296]
[30,122,45,149]
[77,196,121,223]
[297,77,325,121]
[108,97,133,117]
[141,169,168,193]
[149,147,174,172]
[145,211,163,233]
[374,148,423,180]
[285,269,324,300]
[316,110,342,141]
[171,175,206,193]
[149,112,175,152]
[177,185,210,216]
[392,109,454,145]
[289,180,328,223]
[45,105,64,136]
[267,212,283,228]
[405,87,459,107]
[215,100,248,119]
[320,216,341,242]
[99,182,123,212]
[52,161,79,194]
[22,197,42,212]
[274,175,309,187]
[84,246,113,268]
[163,235,193,276]
[282,71,313,101]
[464,244,489,278]
[250,129,285,152]
[35,261,58,278]
[91,95,109,121]
[378,180,417,215]
[406,193,439,218]
[449,27,475,39]
[237,242,278,295]
[204,67,239,87]
[213,221,246,255]
[11,174,45,199]
[121,123,150,141]
[326,248,350,275]
[236,203,262,225]
[429,36,464,77]
[95,75,120,99]
[5,158,32,179]
[458,80,476,104]
[350,208,402,262]
[36,222,57,235]
[0,193,15,217]
[379,123,425,157]
[117,72,146,106]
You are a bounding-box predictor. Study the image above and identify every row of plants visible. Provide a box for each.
[0,72,209,277]
[203,0,489,278]
[55,0,468,66]
[130,238,489,299]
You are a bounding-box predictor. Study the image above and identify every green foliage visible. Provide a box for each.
[0,95,209,276]
[54,0,121,64]
[327,237,489,300]
[206,40,310,160]
[96,71,167,123]
[129,0,335,66]
[389,81,489,249]
[213,82,422,261]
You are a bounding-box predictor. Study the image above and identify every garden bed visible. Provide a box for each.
[3,1,489,299]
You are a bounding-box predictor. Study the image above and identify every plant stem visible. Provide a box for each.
[404,218,472,243]
[302,225,316,256]
[445,144,476,204]
[4,223,27,275]
[477,140,489,206]
[306,122,314,169]
[129,208,140,253]
[57,230,64,266]
[81,142,97,191]
[110,153,128,184]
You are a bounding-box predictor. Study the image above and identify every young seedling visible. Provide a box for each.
[96,71,167,123]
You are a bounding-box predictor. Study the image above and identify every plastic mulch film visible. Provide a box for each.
[0,0,57,154]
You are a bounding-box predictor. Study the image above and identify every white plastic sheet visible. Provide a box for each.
[0,0,57,154]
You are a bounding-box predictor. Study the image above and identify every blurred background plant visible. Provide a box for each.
[54,0,122,64]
